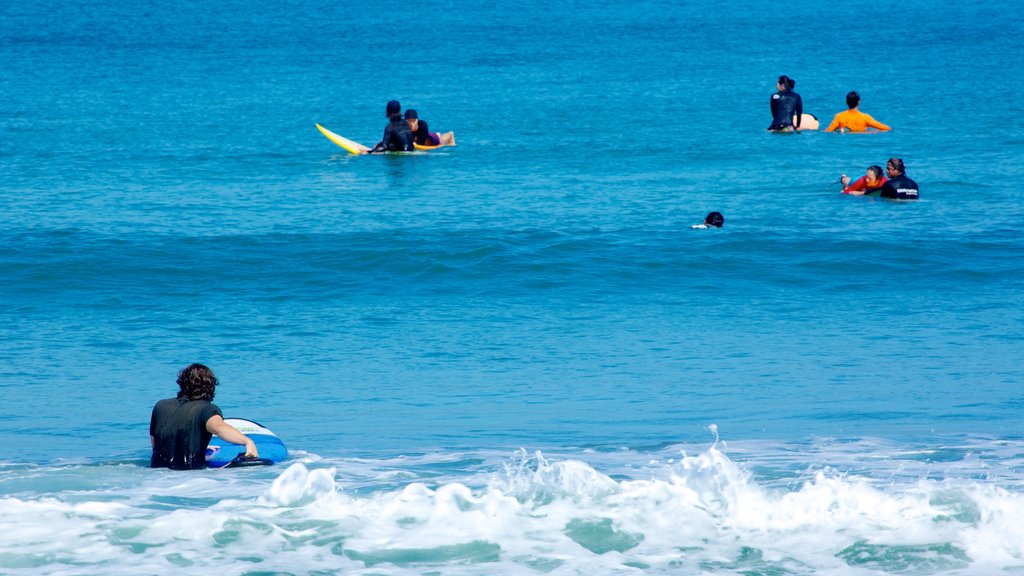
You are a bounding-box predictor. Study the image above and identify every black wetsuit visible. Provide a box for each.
[380,116,414,151]
[769,89,803,131]
[150,397,222,470]
[879,174,919,200]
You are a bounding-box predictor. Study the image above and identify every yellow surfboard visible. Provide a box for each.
[315,123,370,154]
[317,123,454,153]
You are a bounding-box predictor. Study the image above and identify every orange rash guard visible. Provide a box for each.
[825,109,891,132]
[843,175,888,194]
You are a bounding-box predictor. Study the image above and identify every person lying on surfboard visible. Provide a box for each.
[404,109,455,147]
[840,164,887,195]
[368,100,415,153]
[825,91,891,133]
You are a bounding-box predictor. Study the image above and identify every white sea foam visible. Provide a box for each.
[1,441,1023,574]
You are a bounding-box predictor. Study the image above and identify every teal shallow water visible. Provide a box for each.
[1,0,1023,573]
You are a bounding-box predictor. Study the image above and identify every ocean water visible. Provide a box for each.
[2,0,1023,573]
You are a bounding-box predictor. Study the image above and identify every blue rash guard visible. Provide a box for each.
[879,174,919,200]
[769,89,803,131]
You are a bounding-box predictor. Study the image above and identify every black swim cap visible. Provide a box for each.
[386,100,401,115]
[404,109,418,120]
[705,212,724,228]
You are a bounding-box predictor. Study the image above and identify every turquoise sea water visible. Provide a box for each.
[2,1,1023,574]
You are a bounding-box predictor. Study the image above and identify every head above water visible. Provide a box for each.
[867,165,884,182]
[404,109,418,120]
[846,91,861,109]
[385,100,401,117]
[777,75,795,91]
[887,157,905,175]
[704,211,724,228]
[176,363,217,401]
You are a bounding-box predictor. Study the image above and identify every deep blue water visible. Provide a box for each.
[1,1,1023,573]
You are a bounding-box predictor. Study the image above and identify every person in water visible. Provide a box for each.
[404,109,455,147]
[824,91,891,133]
[879,157,919,200]
[150,363,258,470]
[768,75,802,132]
[369,100,414,153]
[692,211,724,229]
[840,165,887,195]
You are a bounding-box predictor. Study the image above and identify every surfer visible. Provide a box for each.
[150,363,259,470]
[692,211,724,229]
[840,165,887,195]
[768,75,802,132]
[404,109,455,147]
[369,100,415,153]
[824,91,891,133]
[879,157,919,200]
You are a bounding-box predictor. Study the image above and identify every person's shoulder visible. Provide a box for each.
[772,93,781,99]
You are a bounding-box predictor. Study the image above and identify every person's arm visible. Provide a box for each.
[865,114,890,131]
[824,113,841,132]
[795,95,802,129]
[206,415,259,458]
[843,175,869,194]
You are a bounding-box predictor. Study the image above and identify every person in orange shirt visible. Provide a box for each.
[825,91,891,133]
[840,165,887,195]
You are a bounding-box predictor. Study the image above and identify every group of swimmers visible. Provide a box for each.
[369,100,455,153]
[768,74,918,201]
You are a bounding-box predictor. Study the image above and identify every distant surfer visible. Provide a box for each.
[824,91,891,133]
[768,75,802,132]
[369,100,415,153]
[840,165,887,195]
[150,363,258,470]
[405,109,455,147]
[692,211,724,229]
[879,157,919,200]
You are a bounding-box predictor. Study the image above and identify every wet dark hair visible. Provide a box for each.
[778,75,795,90]
[177,363,217,401]
[887,157,905,174]
[704,211,724,228]
[846,91,860,109]
[867,165,884,179]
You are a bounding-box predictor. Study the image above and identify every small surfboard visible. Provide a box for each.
[206,418,287,468]
[316,123,371,154]
[795,113,820,130]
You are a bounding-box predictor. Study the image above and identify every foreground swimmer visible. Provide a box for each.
[768,75,803,132]
[150,363,258,470]
[825,91,891,133]
[692,211,724,229]
[840,165,887,195]
[369,100,415,153]
[879,157,919,200]
[405,109,455,147]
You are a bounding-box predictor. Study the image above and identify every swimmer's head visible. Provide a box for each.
[846,91,860,109]
[704,212,724,228]
[386,100,401,117]
[886,157,905,175]
[777,75,795,90]
[867,165,884,180]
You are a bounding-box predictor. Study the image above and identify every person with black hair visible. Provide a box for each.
[768,75,803,132]
[825,91,891,133]
[879,158,919,200]
[404,109,456,147]
[692,211,724,229]
[841,165,887,195]
[369,100,415,153]
[150,363,258,470]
